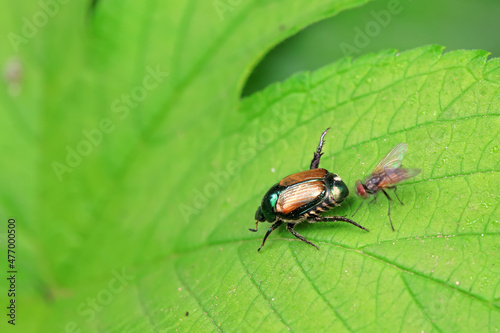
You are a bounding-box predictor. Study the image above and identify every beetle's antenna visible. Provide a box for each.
[310,127,331,169]
[249,221,259,232]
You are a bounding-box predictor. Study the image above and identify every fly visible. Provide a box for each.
[353,143,421,231]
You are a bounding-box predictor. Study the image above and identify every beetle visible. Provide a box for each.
[250,128,369,251]
[353,143,421,231]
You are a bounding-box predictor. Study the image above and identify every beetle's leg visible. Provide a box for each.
[310,127,331,169]
[286,223,319,250]
[257,221,283,251]
[352,197,367,217]
[309,216,369,232]
[381,189,395,231]
[249,221,259,232]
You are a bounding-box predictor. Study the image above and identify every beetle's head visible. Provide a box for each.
[255,196,278,223]
[255,185,280,223]
[331,174,350,203]
[251,204,275,232]
[250,206,267,232]
[355,180,368,198]
[255,206,266,222]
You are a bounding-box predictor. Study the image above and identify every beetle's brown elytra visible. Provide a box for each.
[276,180,325,215]
[279,168,328,186]
[250,128,369,251]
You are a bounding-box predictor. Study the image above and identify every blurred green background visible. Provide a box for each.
[243,0,500,96]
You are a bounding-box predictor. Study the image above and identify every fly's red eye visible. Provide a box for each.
[356,183,366,197]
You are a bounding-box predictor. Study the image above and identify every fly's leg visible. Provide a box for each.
[310,127,331,169]
[286,223,319,249]
[309,216,369,232]
[257,221,283,251]
[381,189,395,231]
[391,186,404,206]
[352,198,367,217]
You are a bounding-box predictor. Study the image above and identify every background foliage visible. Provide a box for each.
[0,0,499,332]
[244,0,500,96]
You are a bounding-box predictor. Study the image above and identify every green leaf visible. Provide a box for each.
[1,1,499,332]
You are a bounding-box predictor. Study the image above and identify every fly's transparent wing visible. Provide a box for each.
[378,168,421,188]
[373,143,408,173]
